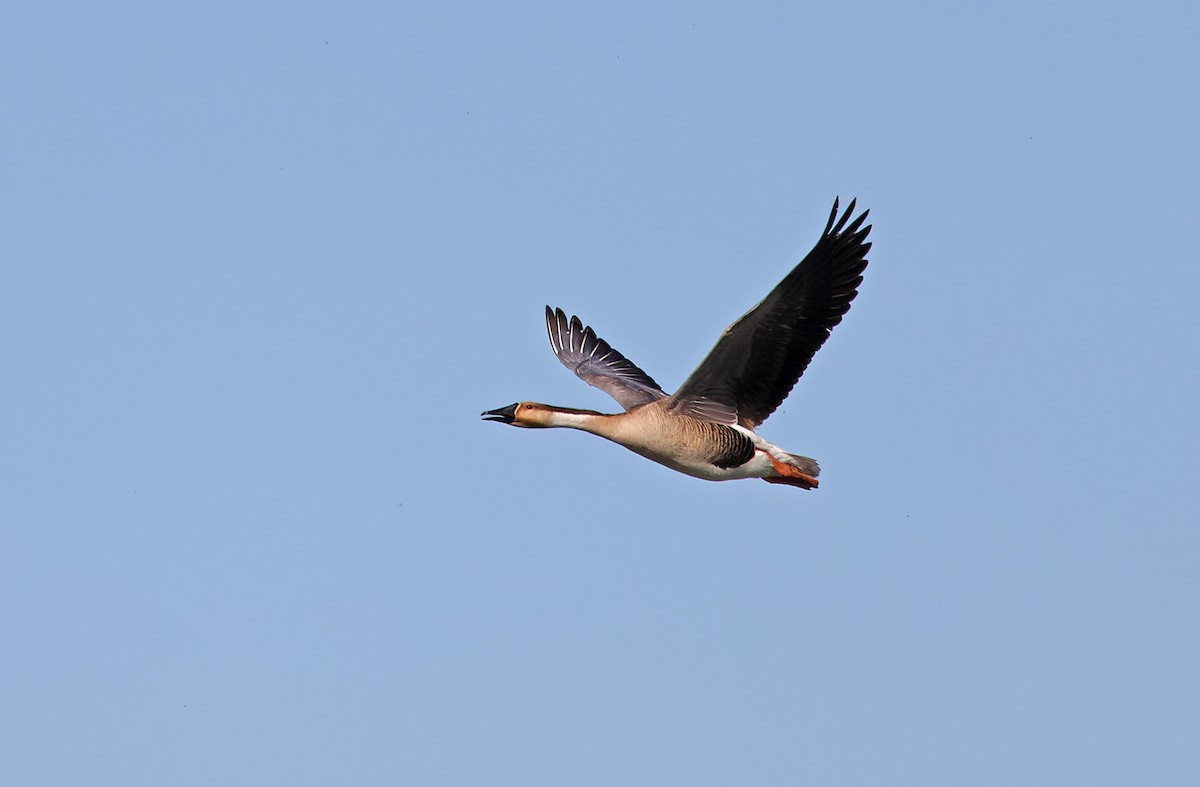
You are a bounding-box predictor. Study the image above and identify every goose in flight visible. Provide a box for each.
[482,199,873,489]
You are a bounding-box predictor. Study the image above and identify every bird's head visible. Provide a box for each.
[480,402,557,428]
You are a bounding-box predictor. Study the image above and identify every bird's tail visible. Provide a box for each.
[785,453,820,477]
[762,452,821,490]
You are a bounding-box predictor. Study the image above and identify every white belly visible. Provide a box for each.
[630,445,778,482]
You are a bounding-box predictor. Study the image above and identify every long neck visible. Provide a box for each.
[541,406,617,435]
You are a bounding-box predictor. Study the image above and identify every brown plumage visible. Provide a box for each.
[482,198,874,489]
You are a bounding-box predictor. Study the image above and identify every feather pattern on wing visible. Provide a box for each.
[545,306,668,411]
[668,198,872,428]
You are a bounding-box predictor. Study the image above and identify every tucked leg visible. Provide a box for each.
[763,451,819,489]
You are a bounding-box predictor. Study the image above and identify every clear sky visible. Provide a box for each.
[3,1,1198,784]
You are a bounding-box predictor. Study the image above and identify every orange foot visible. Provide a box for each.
[763,452,819,490]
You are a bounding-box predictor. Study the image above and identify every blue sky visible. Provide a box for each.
[3,1,1198,784]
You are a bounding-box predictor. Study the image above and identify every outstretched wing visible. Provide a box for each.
[545,306,668,411]
[669,198,872,428]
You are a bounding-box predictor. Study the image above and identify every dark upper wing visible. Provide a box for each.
[545,306,668,411]
[668,198,872,428]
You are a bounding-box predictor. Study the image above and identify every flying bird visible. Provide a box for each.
[482,199,873,489]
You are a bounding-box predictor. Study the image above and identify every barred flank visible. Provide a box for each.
[709,424,756,469]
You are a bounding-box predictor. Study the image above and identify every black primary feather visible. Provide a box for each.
[669,198,872,428]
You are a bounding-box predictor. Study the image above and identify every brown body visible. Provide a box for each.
[482,199,873,490]
[487,400,820,488]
